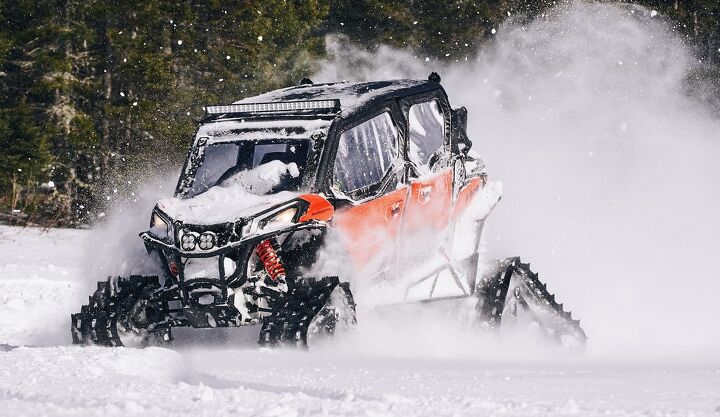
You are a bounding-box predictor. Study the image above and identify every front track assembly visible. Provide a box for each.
[71,275,356,348]
[71,276,170,347]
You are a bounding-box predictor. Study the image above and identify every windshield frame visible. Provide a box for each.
[175,117,329,199]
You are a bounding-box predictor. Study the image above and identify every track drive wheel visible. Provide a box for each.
[475,257,587,348]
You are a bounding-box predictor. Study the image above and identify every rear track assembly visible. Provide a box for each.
[476,257,587,346]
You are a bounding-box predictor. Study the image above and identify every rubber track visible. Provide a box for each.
[476,257,587,343]
[71,276,161,347]
[258,277,354,347]
[306,282,357,340]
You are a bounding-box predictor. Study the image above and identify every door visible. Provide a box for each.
[400,99,468,300]
[402,99,453,235]
[332,112,408,275]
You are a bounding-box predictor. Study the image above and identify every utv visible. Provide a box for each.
[71,75,586,348]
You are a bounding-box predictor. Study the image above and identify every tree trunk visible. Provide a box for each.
[101,18,113,178]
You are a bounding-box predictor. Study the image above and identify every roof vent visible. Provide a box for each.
[300,78,314,85]
[428,72,441,83]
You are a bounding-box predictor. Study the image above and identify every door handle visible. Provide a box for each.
[419,185,433,204]
[386,201,402,219]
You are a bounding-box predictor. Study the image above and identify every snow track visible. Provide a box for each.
[1,346,718,417]
[1,226,719,416]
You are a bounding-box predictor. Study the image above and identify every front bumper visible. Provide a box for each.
[140,219,329,258]
[140,220,330,329]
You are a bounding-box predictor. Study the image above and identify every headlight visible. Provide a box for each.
[259,207,298,230]
[149,212,170,240]
[180,233,196,250]
[198,232,217,250]
[242,205,301,236]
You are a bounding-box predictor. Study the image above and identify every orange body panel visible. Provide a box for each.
[403,168,454,232]
[333,187,409,266]
[298,193,335,222]
[451,176,484,220]
[305,169,485,276]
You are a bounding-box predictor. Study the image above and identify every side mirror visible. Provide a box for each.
[450,107,472,156]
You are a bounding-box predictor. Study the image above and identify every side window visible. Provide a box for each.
[333,112,398,194]
[408,100,445,171]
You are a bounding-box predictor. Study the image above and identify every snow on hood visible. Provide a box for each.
[157,161,301,225]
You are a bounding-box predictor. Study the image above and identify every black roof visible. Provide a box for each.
[234,79,441,116]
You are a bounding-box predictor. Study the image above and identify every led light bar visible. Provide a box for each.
[205,99,340,115]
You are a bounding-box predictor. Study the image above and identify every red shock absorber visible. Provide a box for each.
[256,239,286,281]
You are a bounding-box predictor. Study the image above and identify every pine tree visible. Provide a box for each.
[0,0,717,225]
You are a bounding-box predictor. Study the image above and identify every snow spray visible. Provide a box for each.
[315,2,720,360]
[80,173,179,300]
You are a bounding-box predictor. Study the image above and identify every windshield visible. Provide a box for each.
[186,139,310,198]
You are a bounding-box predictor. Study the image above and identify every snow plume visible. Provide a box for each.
[80,173,179,299]
[316,2,720,360]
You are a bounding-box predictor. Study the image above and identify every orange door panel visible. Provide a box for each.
[451,176,484,220]
[403,168,454,232]
[334,186,409,268]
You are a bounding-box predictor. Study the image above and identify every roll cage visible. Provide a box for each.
[176,79,462,210]
[318,85,459,206]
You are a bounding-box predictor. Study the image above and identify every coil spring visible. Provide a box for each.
[256,239,286,281]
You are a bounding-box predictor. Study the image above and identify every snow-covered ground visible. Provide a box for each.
[1,225,718,417]
[0,226,84,346]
